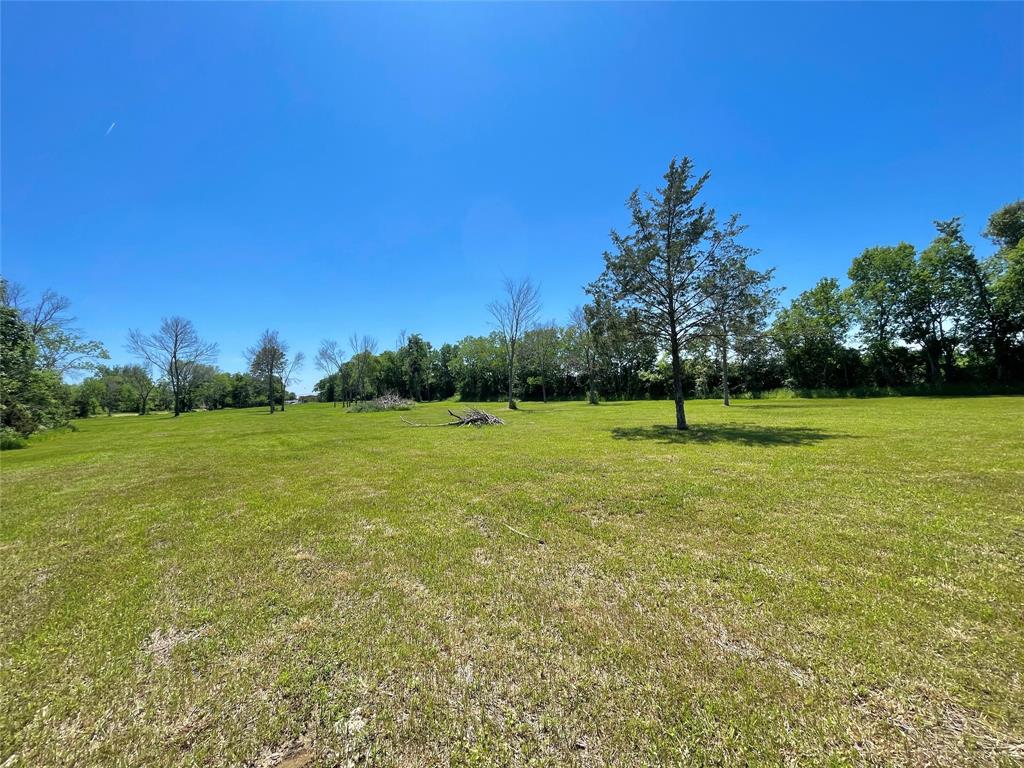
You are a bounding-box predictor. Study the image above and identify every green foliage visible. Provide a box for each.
[0,306,70,436]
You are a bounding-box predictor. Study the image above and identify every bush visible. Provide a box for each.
[346,393,415,413]
[0,427,27,450]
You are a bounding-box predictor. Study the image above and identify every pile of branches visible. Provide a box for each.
[348,392,415,413]
[402,408,505,427]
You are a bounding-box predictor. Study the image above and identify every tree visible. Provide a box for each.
[772,278,856,389]
[96,366,126,416]
[847,243,916,386]
[522,323,560,403]
[1,280,108,377]
[348,334,378,401]
[279,350,305,411]
[984,200,1024,251]
[488,277,541,410]
[120,364,156,415]
[985,204,1024,377]
[402,334,431,401]
[594,157,723,429]
[702,216,777,405]
[315,340,346,407]
[567,306,599,405]
[127,317,217,417]
[246,330,287,413]
[900,221,976,382]
[0,305,69,436]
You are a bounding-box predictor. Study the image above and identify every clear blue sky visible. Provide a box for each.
[3,2,1022,393]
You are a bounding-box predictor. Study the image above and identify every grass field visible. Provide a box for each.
[2,398,1022,767]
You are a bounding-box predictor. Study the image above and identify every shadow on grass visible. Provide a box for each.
[610,423,840,446]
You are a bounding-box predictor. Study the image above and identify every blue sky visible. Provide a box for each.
[3,2,1022,393]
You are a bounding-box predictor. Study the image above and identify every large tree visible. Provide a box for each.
[771,278,855,390]
[2,279,108,377]
[127,317,217,417]
[246,330,287,413]
[0,305,68,436]
[847,243,916,385]
[594,157,724,429]
[488,277,541,410]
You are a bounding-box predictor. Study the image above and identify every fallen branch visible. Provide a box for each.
[502,521,545,545]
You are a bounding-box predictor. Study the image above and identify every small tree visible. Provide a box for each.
[120,364,156,415]
[488,277,541,409]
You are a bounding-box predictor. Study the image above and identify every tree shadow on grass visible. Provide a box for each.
[610,423,841,447]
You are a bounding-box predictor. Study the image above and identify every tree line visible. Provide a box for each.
[2,156,1021,439]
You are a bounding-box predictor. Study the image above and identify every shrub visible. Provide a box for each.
[0,427,27,450]
[346,393,415,413]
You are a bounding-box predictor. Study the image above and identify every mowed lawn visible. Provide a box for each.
[1,398,1022,767]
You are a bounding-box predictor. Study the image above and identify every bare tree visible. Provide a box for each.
[488,277,541,409]
[315,339,346,407]
[279,350,305,411]
[128,317,217,417]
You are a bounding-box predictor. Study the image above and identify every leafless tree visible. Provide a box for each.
[279,350,305,411]
[488,277,541,409]
[315,339,346,407]
[128,317,217,416]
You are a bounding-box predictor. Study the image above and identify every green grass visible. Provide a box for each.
[2,398,1022,766]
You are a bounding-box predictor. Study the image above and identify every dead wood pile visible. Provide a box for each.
[401,408,505,427]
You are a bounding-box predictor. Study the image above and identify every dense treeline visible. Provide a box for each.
[2,156,1021,442]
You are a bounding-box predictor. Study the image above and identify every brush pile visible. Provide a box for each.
[401,408,505,427]
[347,392,414,412]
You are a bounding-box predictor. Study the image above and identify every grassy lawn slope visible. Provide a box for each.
[2,398,1022,766]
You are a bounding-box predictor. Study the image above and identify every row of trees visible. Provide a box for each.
[3,157,1021,436]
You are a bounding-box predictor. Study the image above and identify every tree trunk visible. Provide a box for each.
[721,343,730,406]
[587,352,598,405]
[507,345,516,410]
[669,336,687,430]
[268,374,275,413]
